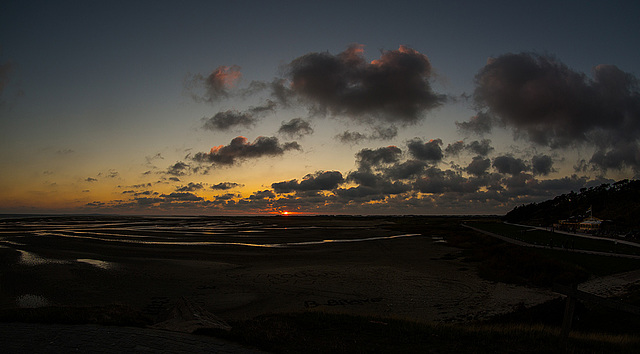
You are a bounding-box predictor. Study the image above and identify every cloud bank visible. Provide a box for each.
[469,52,640,172]
[285,44,446,123]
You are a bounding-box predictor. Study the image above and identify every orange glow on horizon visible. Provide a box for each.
[269,210,307,216]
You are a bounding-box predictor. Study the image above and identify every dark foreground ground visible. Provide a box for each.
[1,215,639,352]
[0,322,267,354]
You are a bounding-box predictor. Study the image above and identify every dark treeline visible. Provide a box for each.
[504,179,640,233]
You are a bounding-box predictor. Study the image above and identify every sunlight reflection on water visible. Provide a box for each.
[35,232,422,248]
[17,250,68,266]
[76,258,116,270]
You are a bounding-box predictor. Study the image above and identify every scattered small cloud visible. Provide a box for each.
[456,112,494,135]
[202,110,256,131]
[278,118,314,138]
[444,141,465,156]
[160,192,203,202]
[211,182,243,190]
[167,161,191,176]
[466,139,494,156]
[187,65,242,102]
[176,182,205,192]
[336,131,367,145]
[192,136,301,165]
[98,170,119,179]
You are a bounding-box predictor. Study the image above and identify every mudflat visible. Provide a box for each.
[0,215,555,323]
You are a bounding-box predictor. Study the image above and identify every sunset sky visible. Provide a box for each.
[1,1,639,215]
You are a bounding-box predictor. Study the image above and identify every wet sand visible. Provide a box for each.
[0,216,556,323]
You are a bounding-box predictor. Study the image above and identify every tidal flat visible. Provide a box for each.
[0,215,556,324]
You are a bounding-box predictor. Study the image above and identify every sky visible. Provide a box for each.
[1,0,639,215]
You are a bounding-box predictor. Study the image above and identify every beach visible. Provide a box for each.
[0,216,556,324]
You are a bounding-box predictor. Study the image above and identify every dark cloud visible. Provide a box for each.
[589,141,640,172]
[336,125,398,145]
[278,118,314,138]
[413,167,480,194]
[444,139,493,158]
[188,65,242,102]
[193,136,301,165]
[341,169,412,200]
[384,160,427,180]
[473,52,640,171]
[336,180,410,201]
[286,44,445,123]
[134,191,157,196]
[502,173,591,198]
[269,79,293,106]
[211,182,243,190]
[160,192,203,202]
[167,161,190,176]
[493,155,529,175]
[407,138,443,162]
[272,171,344,193]
[202,110,256,131]
[336,169,411,201]
[531,155,554,175]
[371,125,398,140]
[356,146,402,170]
[444,141,465,156]
[347,170,380,188]
[466,139,494,156]
[466,156,491,176]
[248,99,277,114]
[336,131,368,145]
[250,190,276,200]
[176,182,204,192]
[85,177,98,182]
[214,193,237,201]
[456,112,494,135]
[271,180,299,194]
[134,197,165,206]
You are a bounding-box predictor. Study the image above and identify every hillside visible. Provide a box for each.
[503,179,640,234]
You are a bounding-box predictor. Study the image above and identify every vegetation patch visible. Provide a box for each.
[470,221,640,255]
[0,304,151,327]
[201,311,640,353]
